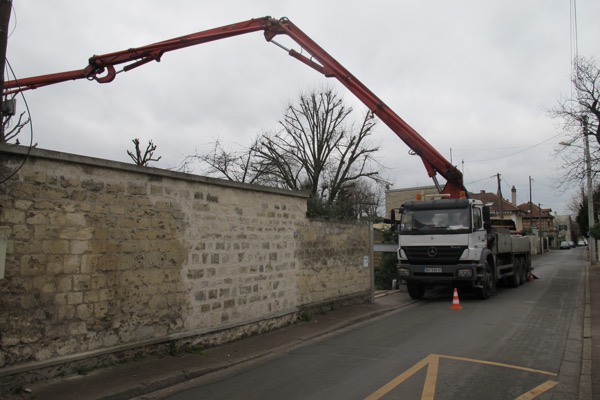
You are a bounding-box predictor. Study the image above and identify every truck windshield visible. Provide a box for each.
[400,207,471,234]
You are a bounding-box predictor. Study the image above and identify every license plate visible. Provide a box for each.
[424,268,442,273]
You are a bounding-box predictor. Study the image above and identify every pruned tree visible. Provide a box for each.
[255,87,383,217]
[179,136,274,185]
[330,178,383,219]
[184,87,386,218]
[127,138,162,166]
[551,56,600,186]
[1,109,30,144]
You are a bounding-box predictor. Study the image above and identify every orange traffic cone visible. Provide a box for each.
[450,288,462,310]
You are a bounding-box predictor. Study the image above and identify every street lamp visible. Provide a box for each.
[559,116,596,263]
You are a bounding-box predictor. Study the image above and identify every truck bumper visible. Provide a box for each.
[397,263,483,286]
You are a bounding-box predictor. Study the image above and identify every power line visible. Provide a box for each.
[457,132,563,163]
[570,0,579,61]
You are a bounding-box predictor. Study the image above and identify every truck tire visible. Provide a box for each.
[520,257,528,284]
[477,261,495,299]
[507,258,521,288]
[407,282,426,299]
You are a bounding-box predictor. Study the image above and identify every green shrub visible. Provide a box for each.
[375,253,399,290]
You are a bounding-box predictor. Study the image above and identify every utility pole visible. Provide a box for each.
[496,173,504,219]
[538,203,543,237]
[0,0,12,139]
[584,116,597,263]
[528,176,533,231]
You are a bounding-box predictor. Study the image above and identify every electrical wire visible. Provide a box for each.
[0,59,34,185]
[7,1,16,38]
[570,0,581,102]
[570,0,579,71]
[458,132,563,163]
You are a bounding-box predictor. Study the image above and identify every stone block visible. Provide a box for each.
[66,292,84,305]
[20,254,46,276]
[76,303,94,320]
[42,239,70,254]
[2,208,25,224]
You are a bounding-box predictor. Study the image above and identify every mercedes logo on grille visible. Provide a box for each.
[427,247,438,257]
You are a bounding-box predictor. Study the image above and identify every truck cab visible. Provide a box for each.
[396,198,494,299]
[396,197,531,300]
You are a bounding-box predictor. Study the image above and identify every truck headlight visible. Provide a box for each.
[398,268,410,277]
[457,269,473,278]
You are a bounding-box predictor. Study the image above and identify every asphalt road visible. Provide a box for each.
[144,248,586,400]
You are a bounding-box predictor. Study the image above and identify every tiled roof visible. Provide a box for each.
[517,201,554,219]
[469,191,522,213]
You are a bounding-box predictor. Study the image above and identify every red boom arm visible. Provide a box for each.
[3,16,466,197]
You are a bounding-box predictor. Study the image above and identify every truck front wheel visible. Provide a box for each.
[477,261,495,299]
[407,282,426,299]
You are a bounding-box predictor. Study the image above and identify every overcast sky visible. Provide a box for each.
[5,1,600,215]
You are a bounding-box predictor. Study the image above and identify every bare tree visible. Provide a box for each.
[179,136,274,185]
[255,87,382,216]
[183,87,385,218]
[1,110,30,144]
[551,56,600,185]
[127,138,162,166]
[333,178,384,219]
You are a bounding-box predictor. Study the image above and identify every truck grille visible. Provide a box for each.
[402,246,467,265]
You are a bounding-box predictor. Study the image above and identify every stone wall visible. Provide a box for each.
[296,221,371,307]
[0,144,371,382]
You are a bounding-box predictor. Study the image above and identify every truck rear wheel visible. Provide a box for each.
[407,282,426,299]
[507,258,521,288]
[477,261,495,299]
[520,257,528,284]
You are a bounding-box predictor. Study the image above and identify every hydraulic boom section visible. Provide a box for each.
[3,16,466,197]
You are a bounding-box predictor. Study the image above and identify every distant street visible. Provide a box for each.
[144,248,586,400]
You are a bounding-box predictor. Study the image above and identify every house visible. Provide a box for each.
[517,202,556,239]
[554,214,575,243]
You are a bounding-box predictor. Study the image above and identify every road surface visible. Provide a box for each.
[142,248,586,400]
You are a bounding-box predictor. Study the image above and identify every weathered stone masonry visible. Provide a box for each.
[0,144,371,380]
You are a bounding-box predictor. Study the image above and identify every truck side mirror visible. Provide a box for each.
[482,206,491,223]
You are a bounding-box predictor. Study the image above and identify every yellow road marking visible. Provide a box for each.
[440,354,558,377]
[515,380,560,400]
[364,354,435,400]
[422,354,439,400]
[365,354,559,400]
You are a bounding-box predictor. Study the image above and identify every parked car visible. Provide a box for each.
[560,241,571,249]
[578,240,587,246]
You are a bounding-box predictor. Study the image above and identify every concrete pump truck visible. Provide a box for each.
[2,16,531,300]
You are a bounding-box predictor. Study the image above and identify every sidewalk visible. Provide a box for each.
[3,291,414,400]
[588,263,600,399]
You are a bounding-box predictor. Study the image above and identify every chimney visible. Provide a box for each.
[511,186,516,206]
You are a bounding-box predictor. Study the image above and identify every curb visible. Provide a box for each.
[579,263,593,400]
